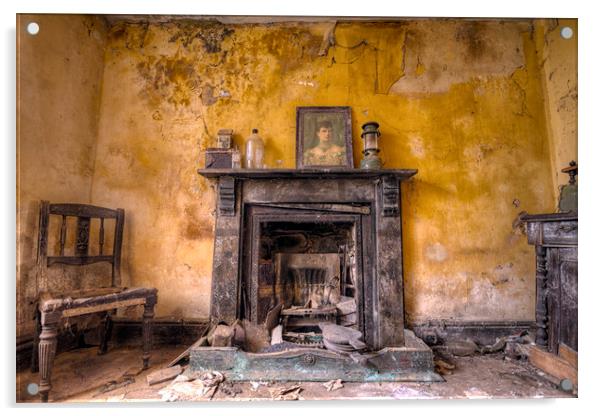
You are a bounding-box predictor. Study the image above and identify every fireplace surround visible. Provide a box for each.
[192,168,441,382]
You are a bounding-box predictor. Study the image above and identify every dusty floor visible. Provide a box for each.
[16,344,575,402]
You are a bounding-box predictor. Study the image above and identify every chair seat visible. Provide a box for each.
[41,287,126,302]
[38,287,157,317]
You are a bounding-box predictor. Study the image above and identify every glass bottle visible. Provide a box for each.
[245,128,264,169]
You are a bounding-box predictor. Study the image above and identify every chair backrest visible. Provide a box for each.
[36,201,125,293]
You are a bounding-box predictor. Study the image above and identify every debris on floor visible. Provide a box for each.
[269,384,303,400]
[433,330,536,359]
[219,381,243,398]
[15,344,576,402]
[123,366,146,377]
[499,371,541,388]
[197,370,225,398]
[434,339,479,356]
[158,370,224,402]
[94,365,148,396]
[173,373,192,383]
[504,340,532,360]
[94,375,135,396]
[434,359,455,376]
[487,330,534,356]
[480,337,508,354]
[320,323,367,353]
[392,385,429,398]
[323,379,344,392]
[146,364,183,385]
[250,381,270,391]
[463,387,490,398]
[270,324,283,345]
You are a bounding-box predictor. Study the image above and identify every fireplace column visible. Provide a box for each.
[373,175,405,348]
[209,176,242,324]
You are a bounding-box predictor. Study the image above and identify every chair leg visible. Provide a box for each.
[142,297,156,369]
[98,312,113,355]
[31,310,41,373]
[38,319,58,402]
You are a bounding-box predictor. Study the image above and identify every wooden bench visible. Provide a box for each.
[31,201,157,402]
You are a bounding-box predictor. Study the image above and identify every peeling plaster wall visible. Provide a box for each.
[534,19,578,201]
[16,15,108,334]
[91,18,559,322]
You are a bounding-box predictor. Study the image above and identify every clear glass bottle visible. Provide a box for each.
[245,128,264,169]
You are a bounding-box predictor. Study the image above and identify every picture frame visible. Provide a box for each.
[296,106,353,169]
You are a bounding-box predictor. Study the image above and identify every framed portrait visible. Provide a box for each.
[296,106,353,169]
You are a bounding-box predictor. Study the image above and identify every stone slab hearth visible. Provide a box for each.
[189,329,442,382]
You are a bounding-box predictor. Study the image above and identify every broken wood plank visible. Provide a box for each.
[528,346,577,386]
[146,365,183,386]
[558,343,578,368]
[166,325,210,368]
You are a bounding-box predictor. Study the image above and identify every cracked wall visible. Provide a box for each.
[19,17,573,327]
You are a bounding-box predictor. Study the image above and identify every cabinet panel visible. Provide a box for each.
[559,248,577,351]
[546,247,577,354]
[546,249,561,354]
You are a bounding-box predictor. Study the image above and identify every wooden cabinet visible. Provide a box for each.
[522,213,577,353]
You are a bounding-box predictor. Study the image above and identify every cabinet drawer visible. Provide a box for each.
[527,221,577,246]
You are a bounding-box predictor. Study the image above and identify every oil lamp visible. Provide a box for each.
[360,121,382,169]
[558,160,577,212]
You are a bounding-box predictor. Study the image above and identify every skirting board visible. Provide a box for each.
[410,319,535,346]
[17,318,533,370]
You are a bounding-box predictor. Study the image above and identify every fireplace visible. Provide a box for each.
[191,169,441,382]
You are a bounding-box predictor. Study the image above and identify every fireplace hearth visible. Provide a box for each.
[192,169,441,382]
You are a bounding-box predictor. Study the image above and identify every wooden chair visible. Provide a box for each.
[31,201,158,402]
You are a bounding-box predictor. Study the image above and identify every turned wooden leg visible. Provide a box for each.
[98,312,113,355]
[38,313,59,402]
[31,310,41,373]
[142,295,157,369]
[535,245,549,349]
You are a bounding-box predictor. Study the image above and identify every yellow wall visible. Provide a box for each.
[91,18,558,321]
[534,19,578,201]
[16,14,107,334]
[18,16,577,332]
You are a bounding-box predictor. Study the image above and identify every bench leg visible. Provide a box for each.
[142,296,156,369]
[38,320,58,402]
[98,312,113,355]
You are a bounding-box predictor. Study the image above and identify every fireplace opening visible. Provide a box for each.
[243,219,363,349]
